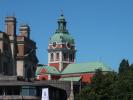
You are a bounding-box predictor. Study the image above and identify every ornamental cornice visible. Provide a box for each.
[48,48,76,52]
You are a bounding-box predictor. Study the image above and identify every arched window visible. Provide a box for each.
[42,77,46,80]
[51,53,54,61]
[63,53,66,61]
[69,54,73,61]
[69,53,75,62]
[72,53,75,62]
[56,53,59,61]
[63,52,68,61]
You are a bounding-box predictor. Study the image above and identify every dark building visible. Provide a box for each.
[0,31,13,75]
[0,16,69,100]
[0,78,68,100]
[0,16,38,80]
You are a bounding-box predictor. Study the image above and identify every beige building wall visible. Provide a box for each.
[17,60,24,77]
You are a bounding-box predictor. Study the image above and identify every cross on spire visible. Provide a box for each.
[61,9,64,16]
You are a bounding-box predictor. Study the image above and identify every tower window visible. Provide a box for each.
[63,52,68,61]
[51,53,54,61]
[69,54,73,61]
[56,53,59,61]
[69,53,75,62]
[63,53,66,61]
[73,53,75,62]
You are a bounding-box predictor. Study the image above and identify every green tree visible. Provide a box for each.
[75,59,133,100]
[75,69,117,100]
[119,59,129,74]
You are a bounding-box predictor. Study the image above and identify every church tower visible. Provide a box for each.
[48,14,76,72]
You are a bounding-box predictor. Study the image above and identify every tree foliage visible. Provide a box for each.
[75,59,133,100]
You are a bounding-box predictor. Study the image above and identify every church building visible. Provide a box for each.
[36,14,112,83]
[48,14,76,71]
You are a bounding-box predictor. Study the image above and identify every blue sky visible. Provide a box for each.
[0,0,133,70]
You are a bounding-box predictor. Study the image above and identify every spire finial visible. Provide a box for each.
[61,9,64,16]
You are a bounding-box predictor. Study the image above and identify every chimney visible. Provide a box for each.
[5,16,16,36]
[20,24,30,38]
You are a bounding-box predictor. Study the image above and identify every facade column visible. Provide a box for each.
[59,51,63,71]
[48,74,51,80]
[48,53,50,66]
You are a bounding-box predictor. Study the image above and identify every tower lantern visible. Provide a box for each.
[57,14,67,32]
[48,14,76,72]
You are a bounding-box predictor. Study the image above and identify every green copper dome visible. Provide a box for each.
[49,14,75,44]
[50,33,74,44]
